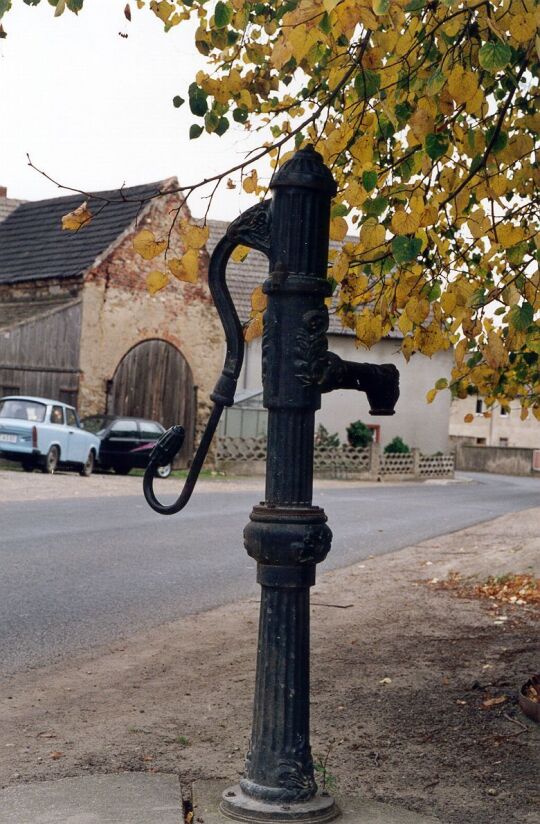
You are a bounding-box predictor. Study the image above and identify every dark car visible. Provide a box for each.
[80,415,171,477]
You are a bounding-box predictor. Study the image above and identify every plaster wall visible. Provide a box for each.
[78,195,223,428]
[241,334,453,453]
[450,396,540,448]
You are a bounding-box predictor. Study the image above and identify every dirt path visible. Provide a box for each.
[1,508,538,824]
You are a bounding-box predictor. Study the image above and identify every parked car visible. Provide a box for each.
[0,396,100,475]
[80,415,171,477]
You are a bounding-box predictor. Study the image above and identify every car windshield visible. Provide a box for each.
[0,399,46,422]
[81,415,113,435]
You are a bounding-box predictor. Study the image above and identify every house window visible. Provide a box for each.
[475,398,483,415]
[367,424,381,444]
[499,438,509,447]
[500,406,509,416]
[476,437,486,445]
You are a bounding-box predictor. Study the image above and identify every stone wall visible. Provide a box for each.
[454,442,537,477]
[216,438,455,481]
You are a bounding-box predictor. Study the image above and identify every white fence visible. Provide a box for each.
[216,438,454,480]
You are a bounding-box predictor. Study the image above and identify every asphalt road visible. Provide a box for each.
[1,472,538,676]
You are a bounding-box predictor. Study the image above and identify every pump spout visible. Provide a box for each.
[318,352,400,415]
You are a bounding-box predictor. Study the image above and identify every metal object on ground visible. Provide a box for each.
[519,674,540,722]
[144,146,400,822]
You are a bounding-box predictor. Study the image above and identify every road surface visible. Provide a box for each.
[0,471,538,675]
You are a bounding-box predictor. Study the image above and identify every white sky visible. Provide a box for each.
[0,0,263,219]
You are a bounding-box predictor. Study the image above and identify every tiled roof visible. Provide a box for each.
[0,182,169,285]
[206,219,402,338]
[0,197,24,223]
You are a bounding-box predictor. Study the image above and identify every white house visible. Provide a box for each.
[207,220,453,454]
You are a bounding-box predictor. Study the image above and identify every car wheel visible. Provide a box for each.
[79,451,95,477]
[155,463,172,479]
[22,461,35,473]
[113,465,131,475]
[42,445,59,474]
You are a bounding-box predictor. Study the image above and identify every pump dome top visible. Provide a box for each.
[270,145,337,195]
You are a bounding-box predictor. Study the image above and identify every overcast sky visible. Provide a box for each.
[0,0,262,219]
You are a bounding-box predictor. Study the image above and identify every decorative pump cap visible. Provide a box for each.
[270,145,337,195]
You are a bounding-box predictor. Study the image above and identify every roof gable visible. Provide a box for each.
[0,181,169,285]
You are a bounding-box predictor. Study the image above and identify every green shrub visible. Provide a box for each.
[384,436,410,454]
[315,424,340,448]
[346,420,373,448]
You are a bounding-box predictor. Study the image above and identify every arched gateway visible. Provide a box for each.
[107,339,196,466]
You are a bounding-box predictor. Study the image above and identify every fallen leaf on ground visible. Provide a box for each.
[482,695,508,708]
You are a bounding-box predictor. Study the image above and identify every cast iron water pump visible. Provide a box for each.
[144,147,399,823]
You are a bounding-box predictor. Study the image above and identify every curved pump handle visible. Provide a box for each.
[143,201,272,515]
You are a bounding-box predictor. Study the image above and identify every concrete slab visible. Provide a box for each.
[0,773,183,824]
[192,780,442,824]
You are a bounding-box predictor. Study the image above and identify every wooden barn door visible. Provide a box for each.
[108,339,196,467]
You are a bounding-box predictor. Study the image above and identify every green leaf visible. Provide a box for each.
[392,235,422,264]
[318,11,331,34]
[0,0,11,19]
[506,241,528,265]
[362,170,378,192]
[363,196,388,217]
[404,0,425,9]
[372,0,390,15]
[479,40,512,72]
[173,95,185,109]
[215,116,230,136]
[427,281,441,301]
[435,377,448,390]
[508,302,534,331]
[233,107,248,123]
[331,203,349,218]
[188,83,208,117]
[425,132,449,161]
[426,66,445,96]
[214,0,232,28]
[354,70,381,100]
[485,127,508,154]
[189,124,204,140]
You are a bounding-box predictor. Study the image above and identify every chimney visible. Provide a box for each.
[0,187,7,198]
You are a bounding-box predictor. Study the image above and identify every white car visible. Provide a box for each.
[0,396,100,476]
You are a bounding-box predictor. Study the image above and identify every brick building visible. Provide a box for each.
[0,181,223,465]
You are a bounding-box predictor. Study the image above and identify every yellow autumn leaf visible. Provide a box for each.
[180,223,209,250]
[483,331,508,369]
[463,413,474,423]
[250,285,267,313]
[168,249,199,283]
[244,313,263,342]
[497,224,525,248]
[243,169,258,194]
[331,251,350,282]
[391,210,420,236]
[401,335,414,362]
[231,244,251,263]
[405,296,430,324]
[520,406,529,421]
[151,0,174,24]
[426,388,437,404]
[329,216,348,242]
[146,270,170,295]
[509,12,537,43]
[447,67,478,105]
[360,219,386,252]
[133,229,167,260]
[356,310,383,348]
[419,205,438,227]
[62,201,93,231]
